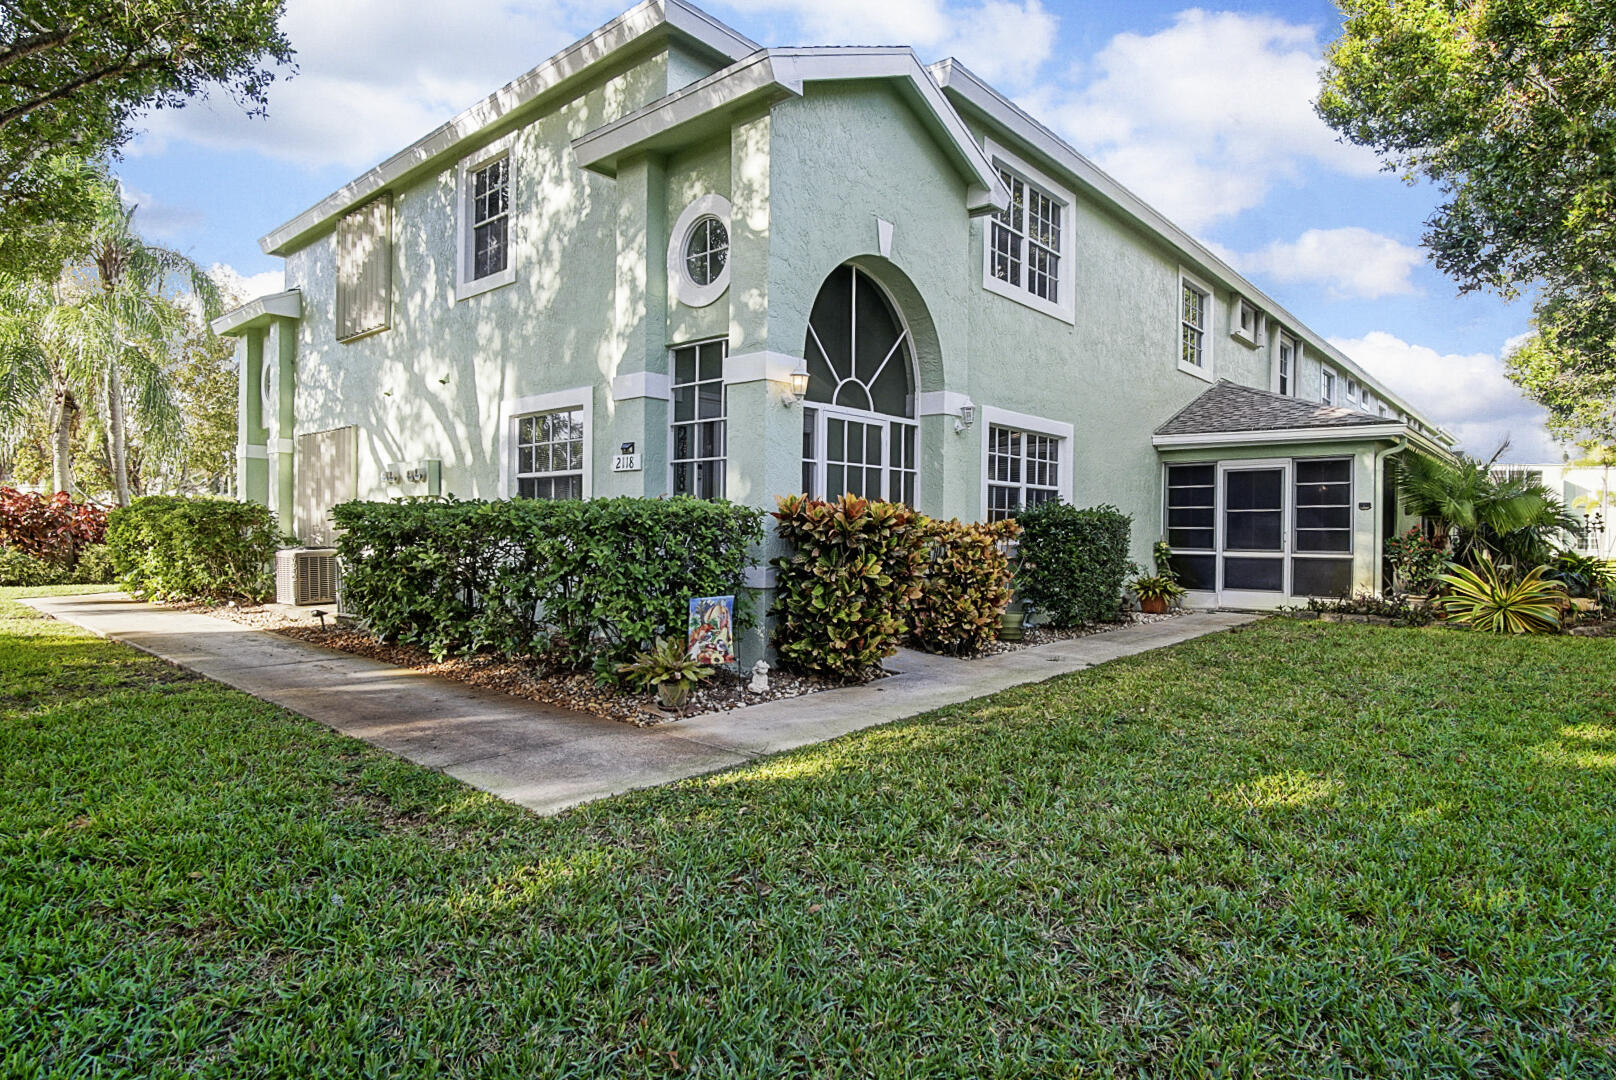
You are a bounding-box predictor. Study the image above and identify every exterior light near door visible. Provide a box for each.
[783,361,811,406]
[955,402,976,434]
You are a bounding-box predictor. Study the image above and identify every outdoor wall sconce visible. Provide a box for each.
[782,361,811,407]
[382,462,404,484]
[955,402,977,434]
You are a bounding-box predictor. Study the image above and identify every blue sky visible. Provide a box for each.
[113,0,1558,461]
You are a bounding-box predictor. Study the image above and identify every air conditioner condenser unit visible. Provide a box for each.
[275,547,339,606]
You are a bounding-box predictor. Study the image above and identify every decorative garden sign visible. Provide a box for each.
[688,595,736,665]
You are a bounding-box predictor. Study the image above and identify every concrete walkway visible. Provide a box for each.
[24,592,1256,815]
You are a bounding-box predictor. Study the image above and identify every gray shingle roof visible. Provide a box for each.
[1155,380,1391,437]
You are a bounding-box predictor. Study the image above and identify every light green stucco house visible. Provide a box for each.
[213,0,1454,628]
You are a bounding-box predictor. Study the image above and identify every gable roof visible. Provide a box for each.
[1156,380,1391,437]
[571,47,1010,216]
[259,0,756,256]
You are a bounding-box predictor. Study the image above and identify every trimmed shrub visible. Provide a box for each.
[0,487,106,567]
[0,549,64,587]
[331,496,765,672]
[1014,502,1133,628]
[909,517,1019,656]
[71,544,117,584]
[770,494,925,679]
[106,497,281,602]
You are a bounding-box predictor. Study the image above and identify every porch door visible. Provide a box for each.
[1219,462,1288,603]
[821,409,888,500]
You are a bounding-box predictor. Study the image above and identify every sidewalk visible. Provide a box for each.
[23,592,1256,815]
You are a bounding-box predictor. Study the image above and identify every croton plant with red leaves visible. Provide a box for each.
[0,487,107,565]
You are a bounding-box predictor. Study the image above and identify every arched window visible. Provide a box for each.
[799,265,919,504]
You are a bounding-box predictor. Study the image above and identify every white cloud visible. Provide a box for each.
[116,183,204,241]
[132,0,624,170]
[1223,227,1425,301]
[1329,330,1562,462]
[1026,10,1380,231]
[209,263,286,306]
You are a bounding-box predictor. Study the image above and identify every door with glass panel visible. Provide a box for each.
[1218,462,1289,602]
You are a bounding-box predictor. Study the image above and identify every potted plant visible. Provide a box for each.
[616,636,714,711]
[1131,573,1186,614]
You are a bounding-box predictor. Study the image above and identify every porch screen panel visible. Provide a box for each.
[335,195,391,341]
[1165,464,1216,589]
[1291,457,1353,596]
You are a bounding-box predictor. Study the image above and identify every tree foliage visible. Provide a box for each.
[1317,0,1616,440]
[1393,448,1579,566]
[0,1,293,275]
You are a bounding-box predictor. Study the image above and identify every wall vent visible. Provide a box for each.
[275,547,339,606]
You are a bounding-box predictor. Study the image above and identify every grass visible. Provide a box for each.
[3,588,1614,1078]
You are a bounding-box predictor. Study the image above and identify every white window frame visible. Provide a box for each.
[454,137,518,303]
[1177,269,1215,382]
[1321,368,1337,406]
[497,386,592,498]
[981,139,1076,324]
[668,194,732,308]
[1276,333,1296,396]
[978,405,1074,521]
[667,337,728,499]
[1230,296,1263,347]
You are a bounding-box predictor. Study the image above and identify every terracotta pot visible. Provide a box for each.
[1139,595,1169,615]
[655,679,692,710]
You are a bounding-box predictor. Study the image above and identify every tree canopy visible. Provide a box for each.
[1317,0,1616,442]
[0,1,293,276]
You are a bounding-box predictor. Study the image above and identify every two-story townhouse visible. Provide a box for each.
[213,0,1456,649]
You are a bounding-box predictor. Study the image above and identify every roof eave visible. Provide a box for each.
[574,47,1010,214]
[258,0,757,256]
[210,289,302,336]
[1152,423,1410,449]
[930,57,1441,431]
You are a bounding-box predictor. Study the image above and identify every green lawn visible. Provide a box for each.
[3,587,1614,1078]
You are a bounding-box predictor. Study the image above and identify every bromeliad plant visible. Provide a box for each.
[616,636,714,710]
[1437,552,1566,634]
[1543,549,1616,611]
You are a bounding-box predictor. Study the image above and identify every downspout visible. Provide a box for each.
[1372,437,1409,595]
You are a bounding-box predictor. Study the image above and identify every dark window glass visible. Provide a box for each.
[1225,511,1283,551]
[1296,506,1351,531]
[1223,556,1284,591]
[1225,469,1283,510]
[1168,527,1215,550]
[1292,557,1352,597]
[1296,459,1351,486]
[1171,554,1217,590]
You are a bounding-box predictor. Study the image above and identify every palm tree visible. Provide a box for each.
[1394,448,1579,569]
[0,272,99,496]
[81,189,223,505]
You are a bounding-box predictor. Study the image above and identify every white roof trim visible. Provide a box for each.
[574,47,1010,215]
[210,289,302,336]
[258,0,756,256]
[929,57,1448,439]
[1152,423,1440,450]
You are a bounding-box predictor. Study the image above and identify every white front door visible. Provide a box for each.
[1218,461,1289,606]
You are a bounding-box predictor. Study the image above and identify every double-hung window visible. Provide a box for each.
[1321,369,1337,406]
[456,145,515,300]
[1181,278,1210,373]
[670,340,726,499]
[1277,336,1294,396]
[982,142,1073,321]
[986,425,1060,521]
[514,408,583,500]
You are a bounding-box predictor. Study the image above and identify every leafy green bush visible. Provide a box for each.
[0,549,64,587]
[1544,549,1615,608]
[1014,502,1132,628]
[70,544,116,584]
[105,497,281,602]
[1438,553,1565,634]
[332,496,764,671]
[909,517,1019,657]
[1305,592,1435,627]
[1384,527,1449,594]
[770,494,925,679]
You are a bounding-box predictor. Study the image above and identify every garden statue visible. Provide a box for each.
[749,660,770,694]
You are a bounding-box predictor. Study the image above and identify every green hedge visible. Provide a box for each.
[0,546,115,587]
[331,497,766,673]
[1014,502,1133,628]
[105,497,281,602]
[770,494,926,678]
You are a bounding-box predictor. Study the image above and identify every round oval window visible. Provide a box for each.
[684,216,728,287]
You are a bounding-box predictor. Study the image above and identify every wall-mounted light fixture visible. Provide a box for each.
[383,462,404,484]
[954,402,977,434]
[783,360,811,407]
